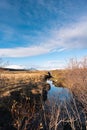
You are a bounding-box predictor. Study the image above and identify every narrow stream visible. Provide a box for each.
[45,80,86,130]
[47,80,72,102]
[0,79,86,130]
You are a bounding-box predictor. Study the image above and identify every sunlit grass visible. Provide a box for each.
[0,58,87,129]
[0,70,47,97]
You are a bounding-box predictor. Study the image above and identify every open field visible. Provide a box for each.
[0,65,87,130]
[0,70,52,130]
[0,70,48,97]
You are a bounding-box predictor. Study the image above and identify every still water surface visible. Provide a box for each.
[47,80,72,102]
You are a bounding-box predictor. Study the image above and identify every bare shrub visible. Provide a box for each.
[65,57,87,113]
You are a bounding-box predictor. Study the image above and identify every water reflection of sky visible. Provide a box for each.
[47,80,72,102]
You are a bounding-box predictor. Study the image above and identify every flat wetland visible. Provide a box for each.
[0,68,87,130]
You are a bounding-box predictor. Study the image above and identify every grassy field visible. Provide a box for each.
[50,59,87,129]
[0,61,87,130]
[0,70,48,97]
[51,60,87,114]
[0,70,51,130]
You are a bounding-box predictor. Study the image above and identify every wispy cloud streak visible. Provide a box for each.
[0,17,87,57]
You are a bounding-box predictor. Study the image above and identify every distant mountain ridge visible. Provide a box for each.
[29,67,37,71]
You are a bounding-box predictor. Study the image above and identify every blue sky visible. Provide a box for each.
[0,0,87,69]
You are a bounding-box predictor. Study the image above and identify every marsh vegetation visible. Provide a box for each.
[0,58,87,130]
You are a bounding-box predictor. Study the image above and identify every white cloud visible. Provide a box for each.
[35,60,66,70]
[0,46,50,57]
[5,65,25,69]
[57,19,87,48]
[0,17,87,57]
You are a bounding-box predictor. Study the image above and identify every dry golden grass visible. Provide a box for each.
[0,58,87,129]
[64,68,87,113]
[0,70,47,97]
[51,66,87,129]
[0,70,51,130]
[51,58,87,114]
